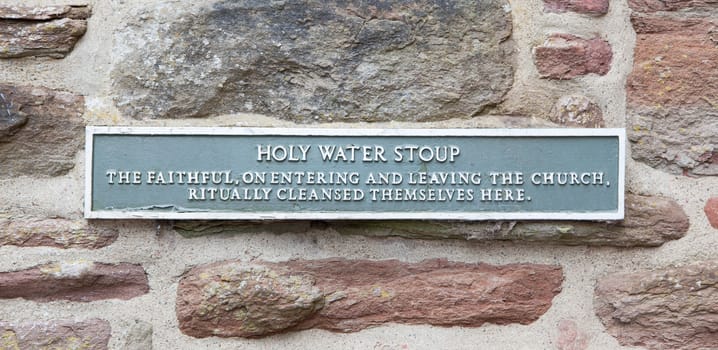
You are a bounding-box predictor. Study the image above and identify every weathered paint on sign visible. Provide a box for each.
[85,127,625,220]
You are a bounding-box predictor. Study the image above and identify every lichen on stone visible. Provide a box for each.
[188,264,324,337]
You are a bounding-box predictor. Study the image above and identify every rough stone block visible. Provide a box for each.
[112,0,514,122]
[339,193,688,247]
[0,218,118,249]
[174,220,314,238]
[117,320,153,350]
[0,319,110,350]
[549,95,605,128]
[176,259,563,338]
[534,34,612,79]
[628,0,718,12]
[0,84,85,177]
[544,0,609,16]
[0,5,89,58]
[0,5,90,20]
[627,13,718,176]
[596,260,718,349]
[0,261,149,302]
[175,193,689,247]
[557,319,590,350]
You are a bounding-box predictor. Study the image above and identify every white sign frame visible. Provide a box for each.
[85,127,625,221]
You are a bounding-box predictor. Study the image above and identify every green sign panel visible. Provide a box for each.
[85,127,625,220]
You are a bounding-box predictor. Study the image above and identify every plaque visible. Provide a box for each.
[85,127,625,220]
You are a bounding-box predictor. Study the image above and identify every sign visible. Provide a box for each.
[85,127,625,220]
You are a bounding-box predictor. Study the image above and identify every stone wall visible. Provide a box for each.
[0,0,716,349]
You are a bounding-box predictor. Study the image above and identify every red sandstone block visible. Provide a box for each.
[544,0,609,15]
[705,198,718,229]
[0,262,149,302]
[177,258,563,338]
[629,0,717,12]
[628,15,718,109]
[626,14,718,176]
[534,34,612,79]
